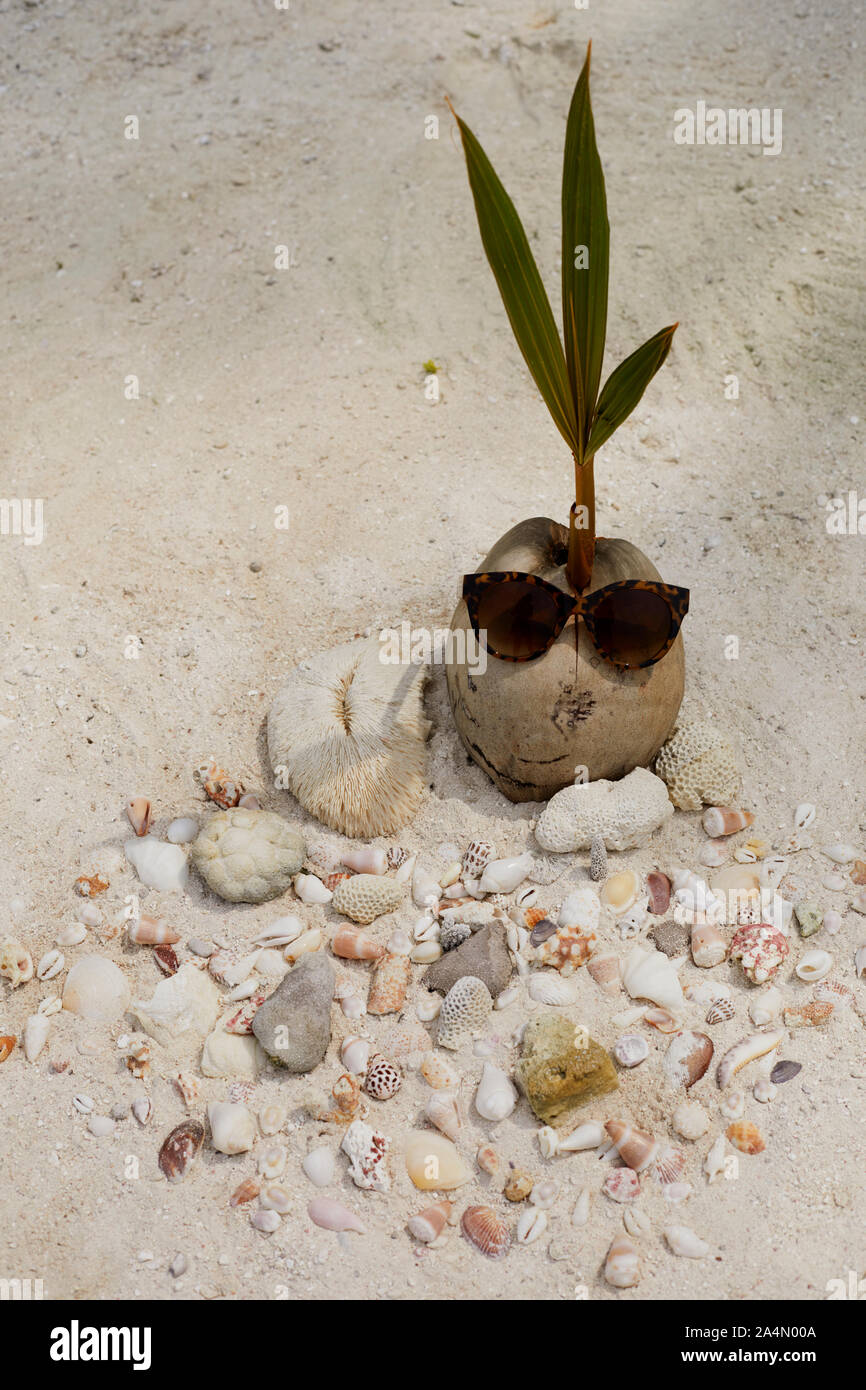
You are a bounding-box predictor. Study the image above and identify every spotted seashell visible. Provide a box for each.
[437,976,493,1051]
[380,1021,433,1059]
[813,978,851,1004]
[726,1120,765,1155]
[158,1120,204,1182]
[603,1167,641,1203]
[420,1054,460,1090]
[536,923,597,975]
[387,846,410,870]
[332,874,403,925]
[462,840,495,879]
[461,1204,510,1260]
[367,951,411,1015]
[363,1054,402,1101]
[705,997,735,1025]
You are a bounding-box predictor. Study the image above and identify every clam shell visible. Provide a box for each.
[158,1120,204,1182]
[601,870,640,915]
[461,1204,510,1260]
[405,1132,471,1190]
[726,1120,765,1155]
[527,973,580,1006]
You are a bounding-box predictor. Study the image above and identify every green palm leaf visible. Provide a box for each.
[586,322,678,457]
[450,107,580,455]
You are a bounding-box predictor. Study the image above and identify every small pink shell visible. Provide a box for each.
[653,1144,686,1185]
[647,871,671,915]
[307,1197,366,1234]
[331,926,385,961]
[603,1167,641,1203]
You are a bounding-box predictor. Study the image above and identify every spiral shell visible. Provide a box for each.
[425,1090,462,1140]
[605,1120,659,1173]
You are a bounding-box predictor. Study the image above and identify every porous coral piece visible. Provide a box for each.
[516,1014,618,1129]
[437,975,493,1050]
[268,638,430,838]
[654,718,740,811]
[190,809,305,903]
[331,873,403,924]
[534,767,673,854]
[341,1119,392,1191]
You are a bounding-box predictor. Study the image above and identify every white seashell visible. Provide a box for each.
[703,1133,727,1182]
[259,1183,292,1214]
[416,994,442,1022]
[613,1034,649,1068]
[89,1114,115,1138]
[225,978,259,1002]
[793,803,816,830]
[283,928,322,963]
[63,955,131,1023]
[37,949,65,981]
[474,1062,517,1122]
[516,1207,548,1245]
[125,835,188,893]
[57,923,87,947]
[795,949,833,982]
[39,996,62,1016]
[855,946,866,978]
[341,847,387,875]
[537,1127,559,1159]
[201,1030,263,1080]
[559,1121,605,1153]
[612,1005,647,1028]
[621,943,684,1012]
[293,873,332,905]
[530,1180,557,1210]
[439,861,462,889]
[425,1090,462,1140]
[495,984,521,1011]
[411,942,443,964]
[749,986,782,1027]
[572,1187,592,1227]
[412,867,441,909]
[302,1146,335,1187]
[759,855,788,890]
[672,1100,709,1141]
[663,1182,693,1204]
[618,901,649,939]
[717,1030,784,1089]
[259,1103,286,1135]
[131,963,218,1049]
[395,854,416,883]
[387,929,412,956]
[822,842,858,865]
[823,872,847,892]
[413,914,440,943]
[341,1036,370,1074]
[23,1013,50,1062]
[852,888,866,915]
[208,1101,256,1155]
[665,1225,710,1258]
[672,869,726,922]
[132,1096,153,1125]
[753,1078,776,1103]
[623,1206,651,1238]
[73,1093,95,1114]
[527,972,580,1006]
[557,888,601,931]
[79,902,102,928]
[699,840,728,868]
[258,1144,287,1180]
[254,916,304,948]
[478,852,534,895]
[720,1088,745,1121]
[167,817,199,844]
[340,992,366,1019]
[251,1209,281,1233]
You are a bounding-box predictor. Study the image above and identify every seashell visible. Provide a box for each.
[132,1096,153,1125]
[702,807,754,838]
[23,1013,50,1062]
[251,1209,280,1233]
[167,816,199,844]
[330,926,385,961]
[726,1120,765,1155]
[665,1225,710,1258]
[753,1078,776,1103]
[823,872,847,892]
[259,1103,286,1136]
[462,1205,510,1260]
[194,759,243,808]
[822,842,858,865]
[363,1054,402,1101]
[293,873,333,905]
[367,950,411,1015]
[613,1034,649,1068]
[0,938,33,988]
[653,1144,686,1185]
[411,942,442,964]
[644,1007,681,1033]
[716,1030,783,1089]
[420,1054,460,1090]
[672,1100,709,1141]
[437,976,493,1050]
[476,1144,501,1177]
[749,985,782,1027]
[341,1119,392,1191]
[125,797,153,836]
[323,871,352,893]
[230,1178,260,1207]
[604,1168,641,1203]
[412,866,441,911]
[729,922,789,984]
[440,861,462,890]
[405,1131,471,1190]
[851,861,866,885]
[720,1088,745,1121]
[74,872,110,897]
[587,953,621,996]
[340,1035,370,1075]
[539,920,598,974]
[62,955,131,1023]
[462,840,494,879]
[408,1199,452,1243]
[664,1031,714,1088]
[622,943,684,1012]
[282,928,323,963]
[547,1121,604,1155]
[516,1207,548,1245]
[332,874,402,924]
[338,847,385,876]
[702,1133,727,1182]
[605,1233,640,1287]
[623,1206,651,1239]
[208,1102,256,1155]
[699,840,728,868]
[477,852,534,896]
[425,1090,462,1140]
[784,999,835,1028]
[128,915,181,946]
[854,888,866,915]
[647,871,671,916]
[557,888,601,933]
[57,923,87,947]
[36,949,64,982]
[527,972,580,1006]
[793,803,816,829]
[257,1143,287,1180]
[474,1062,517,1121]
[734,836,770,863]
[417,994,442,1023]
[0,1035,15,1064]
[601,870,640,915]
[173,1072,201,1108]
[690,921,727,969]
[125,836,188,894]
[605,1120,659,1173]
[416,914,443,944]
[796,949,833,982]
[618,902,648,939]
[770,1059,801,1085]
[495,984,521,1012]
[855,946,866,977]
[259,1183,292,1214]
[307,1196,366,1234]
[153,944,179,976]
[158,1120,204,1181]
[706,998,735,1025]
[613,1005,648,1028]
[672,869,726,924]
[528,918,558,948]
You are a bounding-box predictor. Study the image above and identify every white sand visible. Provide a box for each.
[0,0,863,1300]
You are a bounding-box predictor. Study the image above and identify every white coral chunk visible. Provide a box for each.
[535,768,674,854]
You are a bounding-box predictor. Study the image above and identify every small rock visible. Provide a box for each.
[422,922,512,998]
[648,920,690,958]
[794,900,823,938]
[252,953,334,1072]
[515,1014,618,1129]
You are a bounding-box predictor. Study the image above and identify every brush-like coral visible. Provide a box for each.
[268,638,431,838]
[535,767,674,853]
[654,718,740,811]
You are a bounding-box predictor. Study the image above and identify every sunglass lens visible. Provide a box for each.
[475,580,563,660]
[592,588,674,667]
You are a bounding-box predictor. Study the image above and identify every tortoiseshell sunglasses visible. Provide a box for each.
[463,572,689,669]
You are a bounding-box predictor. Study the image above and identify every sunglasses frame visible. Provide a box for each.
[463,571,689,669]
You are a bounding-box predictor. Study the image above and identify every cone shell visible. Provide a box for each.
[663,1031,714,1088]
[408,1199,452,1244]
[125,797,152,836]
[605,1233,640,1288]
[702,806,754,837]
[604,1120,659,1172]
[331,926,385,961]
[367,951,411,1015]
[128,915,181,945]
[461,1204,510,1260]
[726,1120,765,1155]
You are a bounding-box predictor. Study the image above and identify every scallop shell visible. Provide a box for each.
[663,1031,714,1088]
[461,1205,510,1260]
[605,1233,640,1287]
[706,998,735,1025]
[408,1200,452,1244]
[652,1144,686,1185]
[726,1120,765,1155]
[527,972,580,1006]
